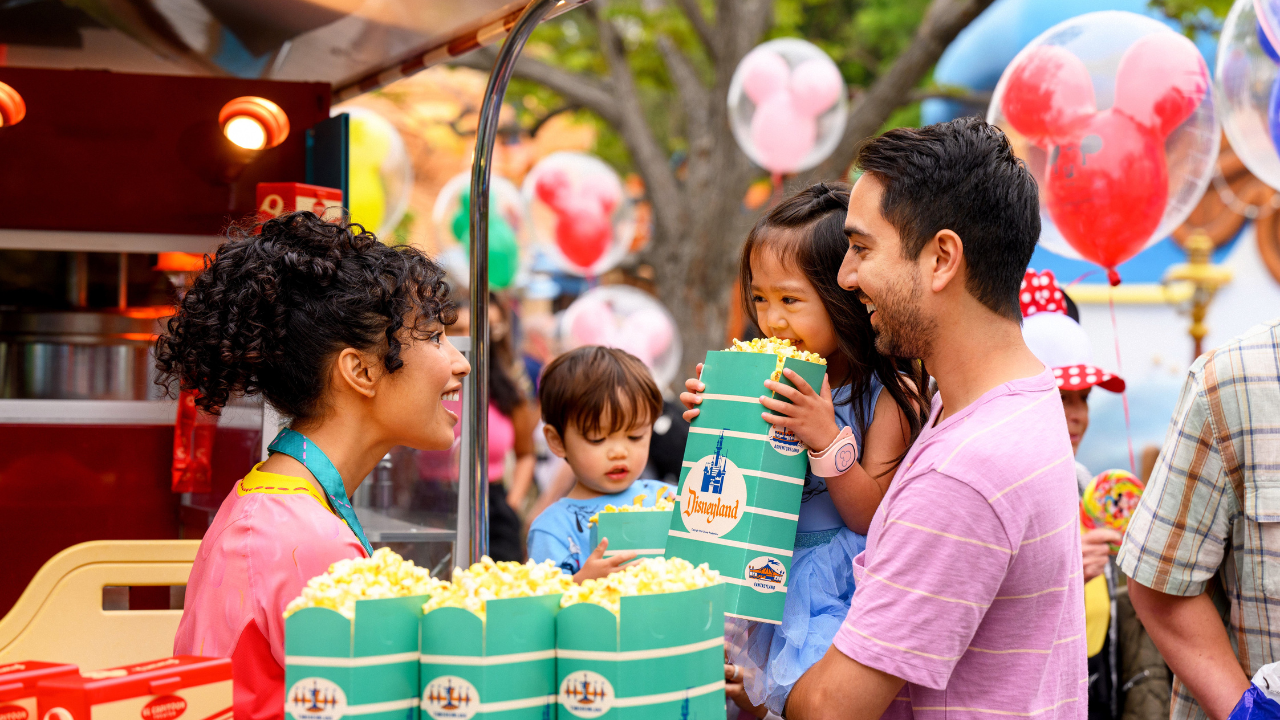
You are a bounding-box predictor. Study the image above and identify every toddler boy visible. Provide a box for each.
[527,346,670,582]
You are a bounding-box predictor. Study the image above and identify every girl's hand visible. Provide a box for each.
[760,369,841,451]
[679,363,705,422]
[1081,528,1123,582]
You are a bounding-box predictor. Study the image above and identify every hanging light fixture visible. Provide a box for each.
[0,81,26,128]
[218,96,289,150]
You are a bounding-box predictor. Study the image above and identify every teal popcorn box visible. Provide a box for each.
[419,595,560,720]
[284,595,428,720]
[665,350,825,624]
[555,584,725,718]
[589,508,673,562]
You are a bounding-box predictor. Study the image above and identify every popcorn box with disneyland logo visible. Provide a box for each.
[589,508,673,563]
[36,656,230,720]
[256,182,344,222]
[419,595,561,720]
[555,583,725,719]
[665,350,826,624]
[0,661,79,720]
[285,595,428,720]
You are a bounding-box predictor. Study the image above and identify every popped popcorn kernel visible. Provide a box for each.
[423,557,574,620]
[727,337,825,381]
[588,486,676,525]
[284,547,447,620]
[559,557,721,615]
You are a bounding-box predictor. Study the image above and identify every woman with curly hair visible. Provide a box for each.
[162,212,469,719]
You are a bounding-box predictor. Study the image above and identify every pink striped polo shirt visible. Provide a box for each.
[833,369,1086,717]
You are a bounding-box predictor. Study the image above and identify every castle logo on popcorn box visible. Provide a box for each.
[680,433,747,538]
[559,671,614,717]
[285,678,347,720]
[421,676,478,720]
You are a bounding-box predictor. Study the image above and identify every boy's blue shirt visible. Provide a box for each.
[527,479,671,575]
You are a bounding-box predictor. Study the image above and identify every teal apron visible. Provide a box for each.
[267,427,374,555]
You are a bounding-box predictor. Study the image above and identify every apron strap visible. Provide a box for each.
[267,428,373,556]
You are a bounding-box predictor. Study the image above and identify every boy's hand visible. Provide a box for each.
[679,363,705,422]
[573,538,636,583]
[760,369,841,451]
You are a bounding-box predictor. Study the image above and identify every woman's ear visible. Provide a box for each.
[544,424,568,459]
[334,347,380,399]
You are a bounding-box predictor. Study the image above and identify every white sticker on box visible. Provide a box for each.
[746,556,787,593]
[422,676,478,720]
[681,432,747,538]
[767,426,804,455]
[559,671,614,717]
[285,678,347,720]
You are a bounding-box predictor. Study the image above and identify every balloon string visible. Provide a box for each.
[1108,287,1137,474]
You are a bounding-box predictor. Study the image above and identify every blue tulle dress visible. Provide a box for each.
[726,379,882,716]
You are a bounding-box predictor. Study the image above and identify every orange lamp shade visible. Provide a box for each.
[218,96,289,150]
[154,252,207,272]
[0,81,26,128]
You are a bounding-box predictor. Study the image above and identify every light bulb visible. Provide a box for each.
[224,115,267,150]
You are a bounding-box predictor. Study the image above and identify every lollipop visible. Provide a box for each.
[1080,469,1145,549]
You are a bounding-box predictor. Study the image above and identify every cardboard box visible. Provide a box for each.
[0,661,78,720]
[36,657,229,720]
[419,595,560,719]
[589,510,672,562]
[285,595,427,720]
[256,182,343,221]
[665,351,826,624]
[555,584,725,718]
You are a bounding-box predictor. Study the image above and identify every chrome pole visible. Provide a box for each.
[468,0,559,564]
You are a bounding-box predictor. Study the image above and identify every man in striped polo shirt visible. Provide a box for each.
[787,118,1087,718]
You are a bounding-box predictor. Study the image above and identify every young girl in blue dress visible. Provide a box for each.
[680,183,929,718]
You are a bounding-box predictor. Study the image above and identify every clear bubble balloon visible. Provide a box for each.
[1217,0,1280,189]
[559,285,681,392]
[522,152,636,277]
[431,171,531,290]
[341,106,414,241]
[987,11,1218,281]
[728,38,848,175]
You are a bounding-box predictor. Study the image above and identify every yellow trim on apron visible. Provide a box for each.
[237,462,337,517]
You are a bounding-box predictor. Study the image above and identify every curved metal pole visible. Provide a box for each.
[468,0,559,564]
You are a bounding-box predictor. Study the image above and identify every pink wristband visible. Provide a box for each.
[807,426,858,477]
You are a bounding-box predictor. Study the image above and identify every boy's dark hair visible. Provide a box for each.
[855,117,1040,321]
[539,346,662,438]
[155,211,456,418]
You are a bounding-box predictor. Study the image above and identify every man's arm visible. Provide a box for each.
[1127,579,1250,720]
[785,647,905,720]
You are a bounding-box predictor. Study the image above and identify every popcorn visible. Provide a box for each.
[588,486,676,525]
[727,337,825,381]
[559,557,721,615]
[423,556,574,620]
[284,547,447,619]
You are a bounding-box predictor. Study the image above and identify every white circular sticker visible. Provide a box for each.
[285,678,347,720]
[422,676,479,720]
[559,670,614,717]
[746,555,787,593]
[768,426,805,455]
[680,433,748,538]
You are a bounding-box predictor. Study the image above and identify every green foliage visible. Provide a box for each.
[1149,0,1232,35]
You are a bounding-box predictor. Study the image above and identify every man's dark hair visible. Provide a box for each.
[855,117,1040,321]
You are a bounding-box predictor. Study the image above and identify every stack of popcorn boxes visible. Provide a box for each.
[587,490,675,563]
[666,338,826,624]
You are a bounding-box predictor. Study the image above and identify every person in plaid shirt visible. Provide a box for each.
[1117,318,1280,720]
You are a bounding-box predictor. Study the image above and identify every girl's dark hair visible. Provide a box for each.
[739,182,931,467]
[454,292,526,418]
[155,211,457,418]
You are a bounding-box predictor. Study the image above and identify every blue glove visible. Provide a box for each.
[1228,686,1280,720]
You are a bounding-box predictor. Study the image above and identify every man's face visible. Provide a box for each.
[838,174,936,359]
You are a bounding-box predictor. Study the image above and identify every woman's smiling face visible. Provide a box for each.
[375,321,470,451]
[749,245,839,359]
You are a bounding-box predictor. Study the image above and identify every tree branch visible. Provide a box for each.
[671,0,717,62]
[449,47,622,126]
[907,87,992,105]
[657,35,710,131]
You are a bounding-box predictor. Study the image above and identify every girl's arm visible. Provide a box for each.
[505,401,539,510]
[823,391,911,534]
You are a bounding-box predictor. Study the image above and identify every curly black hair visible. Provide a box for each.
[155,211,457,418]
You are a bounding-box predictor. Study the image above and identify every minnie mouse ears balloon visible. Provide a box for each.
[431,171,531,290]
[522,152,636,277]
[988,11,1218,285]
[728,38,848,175]
[1215,0,1280,190]
[559,285,681,392]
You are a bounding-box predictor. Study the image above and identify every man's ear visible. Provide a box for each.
[544,424,568,459]
[334,347,379,399]
[924,229,964,294]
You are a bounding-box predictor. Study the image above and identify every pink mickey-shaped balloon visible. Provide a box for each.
[751,92,817,174]
[790,58,844,117]
[618,308,674,366]
[569,298,614,347]
[742,50,791,105]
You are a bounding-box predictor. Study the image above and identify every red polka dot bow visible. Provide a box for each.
[1052,364,1125,392]
[1020,269,1066,317]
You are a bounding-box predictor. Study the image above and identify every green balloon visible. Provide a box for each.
[452,188,520,290]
